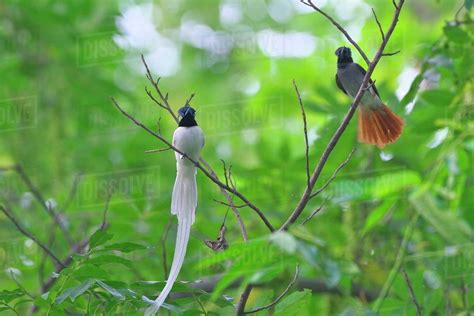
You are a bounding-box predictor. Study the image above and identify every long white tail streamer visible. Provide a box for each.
[145,164,197,315]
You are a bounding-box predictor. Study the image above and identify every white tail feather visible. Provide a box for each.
[145,165,196,316]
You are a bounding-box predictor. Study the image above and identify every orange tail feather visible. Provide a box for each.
[357,104,404,148]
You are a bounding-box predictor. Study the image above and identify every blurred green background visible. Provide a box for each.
[0,0,473,315]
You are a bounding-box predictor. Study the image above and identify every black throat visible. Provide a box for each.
[337,55,353,69]
[179,113,198,127]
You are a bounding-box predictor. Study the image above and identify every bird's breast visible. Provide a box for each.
[172,126,205,163]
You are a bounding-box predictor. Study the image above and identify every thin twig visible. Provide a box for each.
[372,8,385,41]
[10,271,35,299]
[38,197,113,297]
[13,165,74,246]
[141,55,179,123]
[243,264,300,314]
[235,285,253,316]
[62,173,82,212]
[301,0,370,66]
[293,80,310,189]
[100,192,112,230]
[185,93,196,107]
[309,148,356,199]
[280,0,405,231]
[213,199,248,209]
[363,80,377,91]
[144,148,171,153]
[373,212,418,311]
[111,97,274,232]
[1,205,65,268]
[301,197,329,225]
[140,56,249,240]
[401,267,422,316]
[382,50,401,57]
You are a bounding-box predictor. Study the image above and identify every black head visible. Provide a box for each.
[178,106,198,127]
[335,46,353,64]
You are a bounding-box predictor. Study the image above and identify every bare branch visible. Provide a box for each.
[200,159,248,241]
[10,165,74,246]
[62,173,82,212]
[301,0,370,66]
[111,97,274,232]
[100,191,112,230]
[402,267,422,316]
[243,264,300,314]
[293,80,310,189]
[235,284,253,316]
[140,56,250,240]
[382,50,401,57]
[10,271,35,299]
[213,199,248,209]
[309,148,356,199]
[221,160,230,187]
[144,148,171,153]
[1,205,65,268]
[281,0,406,231]
[364,80,377,91]
[371,8,385,41]
[185,93,196,107]
[141,54,179,123]
[301,197,329,225]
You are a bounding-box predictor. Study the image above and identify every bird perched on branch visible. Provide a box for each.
[145,106,204,315]
[335,46,404,148]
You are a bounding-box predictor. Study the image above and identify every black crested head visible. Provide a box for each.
[335,46,353,64]
[178,106,198,127]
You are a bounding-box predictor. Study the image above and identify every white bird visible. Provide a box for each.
[145,106,204,315]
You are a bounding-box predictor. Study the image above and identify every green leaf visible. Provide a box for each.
[54,287,75,305]
[400,74,423,107]
[330,170,421,202]
[70,279,95,301]
[73,265,108,280]
[362,200,396,235]
[96,280,125,299]
[274,289,312,315]
[466,0,473,9]
[56,280,98,305]
[444,25,469,43]
[87,255,133,268]
[411,193,472,244]
[0,289,25,303]
[89,229,114,248]
[102,242,147,253]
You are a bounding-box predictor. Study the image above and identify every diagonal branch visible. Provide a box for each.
[372,8,385,41]
[235,284,253,316]
[309,148,355,199]
[402,267,422,316]
[301,196,329,225]
[280,0,406,231]
[301,0,370,66]
[243,264,300,314]
[1,205,65,268]
[111,97,274,232]
[5,165,74,246]
[141,55,179,124]
[293,80,310,189]
[140,56,250,241]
